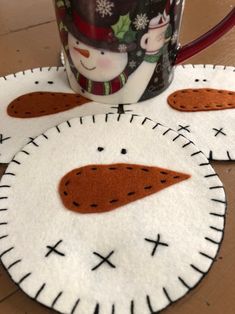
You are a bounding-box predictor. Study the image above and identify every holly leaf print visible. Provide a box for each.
[111,14,131,40]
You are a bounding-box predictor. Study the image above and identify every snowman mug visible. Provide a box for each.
[55,0,235,105]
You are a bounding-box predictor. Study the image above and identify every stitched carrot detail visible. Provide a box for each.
[59,163,190,214]
[168,88,235,112]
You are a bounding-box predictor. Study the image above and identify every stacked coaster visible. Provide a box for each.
[128,64,235,161]
[0,65,234,163]
[0,114,225,314]
[0,67,114,163]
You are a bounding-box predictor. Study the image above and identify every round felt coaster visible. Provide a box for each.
[0,67,115,163]
[126,64,235,161]
[0,114,226,314]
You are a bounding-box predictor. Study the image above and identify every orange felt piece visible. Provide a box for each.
[167,88,235,112]
[59,163,191,214]
[7,92,90,118]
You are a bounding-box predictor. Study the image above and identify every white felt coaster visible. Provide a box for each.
[0,114,225,314]
[0,67,115,163]
[126,64,235,161]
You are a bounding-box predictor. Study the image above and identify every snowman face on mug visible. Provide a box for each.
[68,33,128,82]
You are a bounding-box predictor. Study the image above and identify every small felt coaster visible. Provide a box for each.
[0,114,226,314]
[125,64,235,161]
[0,67,115,163]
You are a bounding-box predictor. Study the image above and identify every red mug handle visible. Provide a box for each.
[176,7,235,64]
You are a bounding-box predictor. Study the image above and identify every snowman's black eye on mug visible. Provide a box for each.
[100,51,105,55]
[76,41,79,45]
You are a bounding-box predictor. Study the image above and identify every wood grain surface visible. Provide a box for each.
[0,0,234,313]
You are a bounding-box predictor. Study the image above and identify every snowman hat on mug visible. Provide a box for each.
[64,0,138,52]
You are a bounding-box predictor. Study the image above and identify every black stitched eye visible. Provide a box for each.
[98,147,104,152]
[195,79,199,82]
[121,148,127,155]
[100,51,105,55]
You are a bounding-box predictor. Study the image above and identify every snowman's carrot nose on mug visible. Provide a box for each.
[59,163,190,214]
[73,47,90,58]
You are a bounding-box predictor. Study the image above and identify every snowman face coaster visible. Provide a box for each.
[0,67,115,163]
[127,64,235,161]
[0,114,225,314]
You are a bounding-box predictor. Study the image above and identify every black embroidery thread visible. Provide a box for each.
[11,159,21,165]
[21,150,30,156]
[177,125,190,133]
[0,247,14,258]
[227,151,232,160]
[142,117,152,125]
[210,212,225,218]
[191,151,202,157]
[145,234,169,256]
[91,250,116,271]
[210,226,223,233]
[178,276,190,290]
[211,198,226,204]
[42,133,48,140]
[205,237,220,245]
[0,134,11,144]
[209,186,224,190]
[190,264,205,275]
[7,259,22,270]
[182,140,194,148]
[18,272,32,285]
[130,300,134,314]
[199,252,215,261]
[45,240,65,258]
[35,283,46,300]
[162,128,172,136]
[204,173,218,178]
[163,287,172,303]
[146,295,157,314]
[213,128,226,137]
[130,114,139,123]
[152,122,162,130]
[173,134,185,142]
[94,303,99,314]
[71,298,80,314]
[28,137,39,147]
[0,235,8,240]
[52,291,63,308]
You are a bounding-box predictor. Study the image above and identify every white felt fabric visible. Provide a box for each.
[0,67,114,163]
[127,64,235,161]
[0,114,225,314]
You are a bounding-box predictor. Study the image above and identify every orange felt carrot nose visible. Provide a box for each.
[59,163,191,214]
[74,47,90,58]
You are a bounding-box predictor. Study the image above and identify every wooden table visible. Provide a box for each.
[0,1,234,313]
